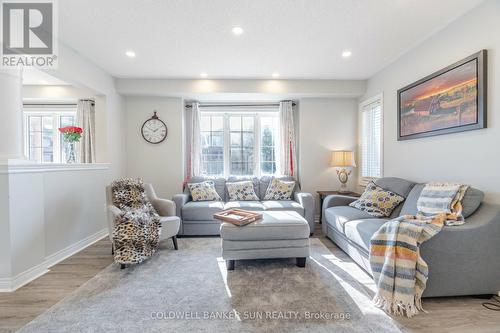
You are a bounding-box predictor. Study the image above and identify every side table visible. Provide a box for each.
[317,190,361,224]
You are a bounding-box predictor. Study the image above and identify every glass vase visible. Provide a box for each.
[66,142,77,164]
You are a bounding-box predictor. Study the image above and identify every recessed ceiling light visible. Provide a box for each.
[232,26,244,36]
[272,72,280,78]
[342,50,352,58]
[125,50,136,58]
[200,72,208,78]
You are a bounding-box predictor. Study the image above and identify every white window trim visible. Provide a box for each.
[23,105,77,164]
[200,111,280,178]
[358,93,384,187]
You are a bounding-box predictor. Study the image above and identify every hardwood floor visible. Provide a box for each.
[1,224,499,333]
[0,238,114,333]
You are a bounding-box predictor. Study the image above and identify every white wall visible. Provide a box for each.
[298,98,358,212]
[46,43,127,180]
[1,41,126,291]
[116,78,366,100]
[361,0,500,203]
[124,96,184,200]
[22,85,94,100]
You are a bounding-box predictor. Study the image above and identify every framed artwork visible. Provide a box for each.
[397,50,487,141]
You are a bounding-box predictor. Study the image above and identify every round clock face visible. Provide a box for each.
[141,118,167,144]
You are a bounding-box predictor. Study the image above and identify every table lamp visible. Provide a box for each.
[331,150,356,193]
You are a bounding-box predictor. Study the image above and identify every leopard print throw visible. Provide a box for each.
[111,178,161,264]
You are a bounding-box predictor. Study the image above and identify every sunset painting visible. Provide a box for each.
[398,51,486,140]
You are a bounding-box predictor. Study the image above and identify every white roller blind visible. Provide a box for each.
[360,97,382,183]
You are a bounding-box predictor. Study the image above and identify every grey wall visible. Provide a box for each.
[361,0,500,203]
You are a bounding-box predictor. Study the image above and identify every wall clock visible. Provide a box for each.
[141,111,168,144]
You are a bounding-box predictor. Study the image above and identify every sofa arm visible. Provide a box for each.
[173,193,190,219]
[106,204,122,241]
[294,192,315,234]
[322,195,359,223]
[150,198,176,217]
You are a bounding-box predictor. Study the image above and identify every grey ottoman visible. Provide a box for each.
[220,211,310,270]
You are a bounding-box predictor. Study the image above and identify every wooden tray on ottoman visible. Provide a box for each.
[213,209,263,226]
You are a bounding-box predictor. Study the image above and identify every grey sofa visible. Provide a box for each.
[173,176,315,236]
[322,177,500,297]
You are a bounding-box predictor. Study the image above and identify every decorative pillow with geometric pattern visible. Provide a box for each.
[349,182,405,217]
[226,181,259,201]
[188,181,222,201]
[264,177,296,200]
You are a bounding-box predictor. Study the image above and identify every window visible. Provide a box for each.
[359,95,383,185]
[200,108,280,177]
[23,104,77,163]
[200,115,224,175]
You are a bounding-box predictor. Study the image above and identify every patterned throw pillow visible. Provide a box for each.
[264,178,296,200]
[226,181,259,201]
[188,181,222,201]
[349,182,405,217]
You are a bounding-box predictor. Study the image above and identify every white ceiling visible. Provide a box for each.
[59,0,484,80]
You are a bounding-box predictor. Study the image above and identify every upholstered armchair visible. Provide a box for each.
[105,183,180,252]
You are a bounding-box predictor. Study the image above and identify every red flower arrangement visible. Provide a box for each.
[59,126,83,143]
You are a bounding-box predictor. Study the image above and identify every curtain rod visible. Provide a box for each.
[185,101,296,108]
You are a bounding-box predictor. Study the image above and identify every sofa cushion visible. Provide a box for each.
[223,201,265,211]
[182,201,224,221]
[185,176,226,201]
[400,184,484,218]
[344,219,389,252]
[374,177,416,197]
[226,180,259,201]
[350,182,405,217]
[259,176,297,200]
[324,206,375,234]
[461,187,484,218]
[262,200,304,215]
[375,177,415,217]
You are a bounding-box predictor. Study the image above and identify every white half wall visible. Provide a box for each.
[124,96,184,200]
[0,164,110,292]
[362,0,500,203]
[298,98,358,213]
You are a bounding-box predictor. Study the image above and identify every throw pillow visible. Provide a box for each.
[264,178,295,200]
[188,181,222,201]
[226,181,259,201]
[349,182,405,217]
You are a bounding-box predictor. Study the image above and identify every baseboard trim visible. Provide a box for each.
[0,228,108,292]
[44,229,109,269]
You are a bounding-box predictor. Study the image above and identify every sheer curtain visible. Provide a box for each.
[186,102,202,178]
[76,99,95,163]
[279,101,298,179]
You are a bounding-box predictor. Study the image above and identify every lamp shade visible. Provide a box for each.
[331,150,356,167]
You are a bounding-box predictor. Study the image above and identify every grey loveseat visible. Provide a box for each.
[173,176,314,236]
[322,177,500,297]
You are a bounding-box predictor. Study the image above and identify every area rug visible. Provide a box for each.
[18,238,404,333]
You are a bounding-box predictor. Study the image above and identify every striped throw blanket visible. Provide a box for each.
[370,183,468,317]
[417,183,469,225]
